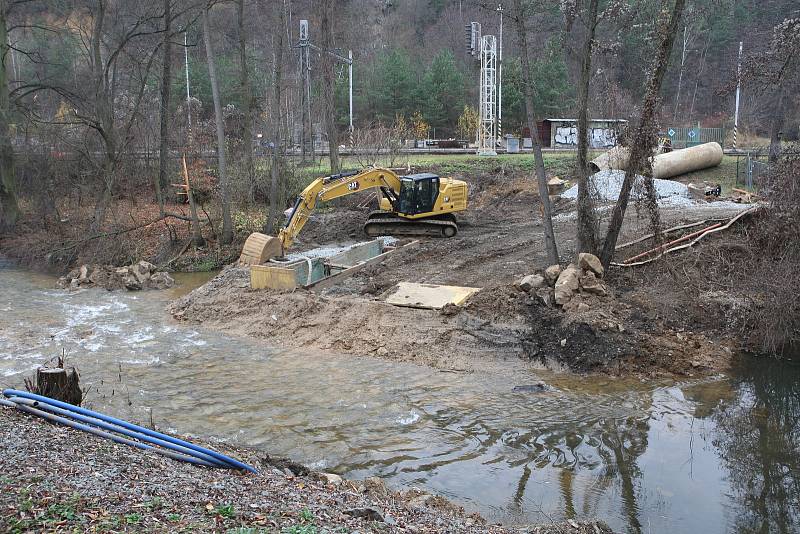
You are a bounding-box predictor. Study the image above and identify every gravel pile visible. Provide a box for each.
[562,170,689,202]
[0,407,614,533]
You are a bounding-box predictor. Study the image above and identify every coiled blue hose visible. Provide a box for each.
[2,389,257,473]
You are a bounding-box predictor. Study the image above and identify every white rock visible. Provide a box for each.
[577,253,604,277]
[544,265,562,285]
[517,274,546,292]
[554,264,580,306]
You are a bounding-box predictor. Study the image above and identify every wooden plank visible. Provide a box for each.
[384,282,481,310]
[307,241,419,291]
[250,265,298,290]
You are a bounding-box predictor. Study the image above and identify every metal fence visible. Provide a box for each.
[664,127,726,148]
[735,152,770,188]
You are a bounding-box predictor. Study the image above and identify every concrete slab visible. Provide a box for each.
[384,282,481,310]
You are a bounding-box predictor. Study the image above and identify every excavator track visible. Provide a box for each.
[363,211,458,238]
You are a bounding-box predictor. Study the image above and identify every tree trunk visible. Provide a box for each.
[182,155,205,246]
[768,87,785,164]
[237,0,255,199]
[512,0,559,266]
[320,0,340,173]
[673,25,688,122]
[203,5,233,244]
[599,0,687,269]
[575,0,599,255]
[266,0,286,234]
[156,0,172,217]
[0,0,19,231]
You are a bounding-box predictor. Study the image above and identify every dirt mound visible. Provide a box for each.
[169,267,731,377]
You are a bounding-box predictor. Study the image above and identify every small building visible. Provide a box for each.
[532,119,628,149]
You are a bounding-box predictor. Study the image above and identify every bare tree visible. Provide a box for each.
[266,0,286,234]
[320,0,340,173]
[512,0,559,266]
[202,2,233,244]
[237,0,255,195]
[0,0,19,230]
[599,0,687,269]
[568,0,600,255]
[156,0,172,217]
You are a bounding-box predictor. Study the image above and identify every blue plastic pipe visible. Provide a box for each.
[8,396,230,468]
[7,400,218,468]
[3,389,257,473]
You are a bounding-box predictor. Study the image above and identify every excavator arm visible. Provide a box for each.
[278,167,401,252]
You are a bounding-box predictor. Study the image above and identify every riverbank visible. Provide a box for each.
[2,159,771,376]
[0,407,612,533]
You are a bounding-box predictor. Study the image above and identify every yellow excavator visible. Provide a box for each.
[239,167,468,264]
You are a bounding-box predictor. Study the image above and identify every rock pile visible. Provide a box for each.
[516,253,611,312]
[57,261,175,291]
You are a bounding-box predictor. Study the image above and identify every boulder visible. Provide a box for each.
[148,271,175,290]
[535,286,555,307]
[516,274,546,292]
[136,260,156,273]
[577,253,604,277]
[580,271,608,297]
[554,264,580,306]
[122,273,142,290]
[544,265,562,285]
[115,266,130,276]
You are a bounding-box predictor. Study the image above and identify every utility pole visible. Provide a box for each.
[733,41,742,151]
[298,19,311,163]
[497,3,503,145]
[348,49,353,144]
[295,20,354,159]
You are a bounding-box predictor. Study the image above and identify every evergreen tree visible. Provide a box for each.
[420,50,465,136]
[372,49,416,123]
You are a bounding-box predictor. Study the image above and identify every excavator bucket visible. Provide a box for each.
[239,232,283,265]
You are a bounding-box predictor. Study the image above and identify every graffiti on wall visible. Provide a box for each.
[554,125,618,148]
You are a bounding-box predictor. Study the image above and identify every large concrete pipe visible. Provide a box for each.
[589,146,630,173]
[589,142,723,179]
[651,142,723,179]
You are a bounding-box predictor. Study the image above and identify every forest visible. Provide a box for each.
[0,0,796,275]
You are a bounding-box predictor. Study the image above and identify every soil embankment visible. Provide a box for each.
[170,167,752,377]
[0,407,612,533]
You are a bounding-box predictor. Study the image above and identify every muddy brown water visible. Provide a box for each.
[1,263,798,533]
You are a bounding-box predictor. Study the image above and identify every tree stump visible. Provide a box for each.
[26,366,82,406]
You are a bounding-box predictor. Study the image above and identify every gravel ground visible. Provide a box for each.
[561,170,689,202]
[0,407,614,533]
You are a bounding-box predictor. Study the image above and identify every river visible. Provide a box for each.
[1,262,798,533]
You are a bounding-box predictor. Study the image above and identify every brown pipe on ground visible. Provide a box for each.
[589,142,723,179]
[622,222,722,264]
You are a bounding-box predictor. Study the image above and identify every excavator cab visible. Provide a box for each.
[397,173,440,215]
